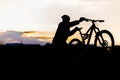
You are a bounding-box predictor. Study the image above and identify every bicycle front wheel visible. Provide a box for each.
[94,30,115,52]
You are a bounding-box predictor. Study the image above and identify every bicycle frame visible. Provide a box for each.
[79,21,104,46]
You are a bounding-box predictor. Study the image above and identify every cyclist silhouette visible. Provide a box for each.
[52,15,85,47]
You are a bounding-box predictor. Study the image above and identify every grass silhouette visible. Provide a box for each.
[0,44,119,76]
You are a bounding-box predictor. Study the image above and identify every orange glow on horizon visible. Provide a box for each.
[22,31,54,42]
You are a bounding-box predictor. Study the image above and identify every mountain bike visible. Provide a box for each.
[68,18,115,52]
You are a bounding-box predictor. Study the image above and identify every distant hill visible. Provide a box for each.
[0,31,48,45]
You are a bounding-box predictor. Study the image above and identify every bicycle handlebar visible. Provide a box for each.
[84,18,104,23]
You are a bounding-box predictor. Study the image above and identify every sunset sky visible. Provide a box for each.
[0,0,120,45]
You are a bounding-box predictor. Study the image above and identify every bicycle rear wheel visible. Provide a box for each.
[69,38,83,46]
[94,30,115,52]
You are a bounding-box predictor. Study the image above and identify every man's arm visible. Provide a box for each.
[69,20,80,27]
[69,26,79,36]
[69,17,86,27]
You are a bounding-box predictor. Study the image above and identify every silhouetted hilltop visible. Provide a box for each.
[0,44,120,76]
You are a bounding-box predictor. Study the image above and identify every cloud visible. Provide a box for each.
[38,0,120,27]
[22,31,54,42]
[0,31,50,45]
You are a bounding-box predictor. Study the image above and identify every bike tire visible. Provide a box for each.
[94,30,115,52]
[69,38,83,46]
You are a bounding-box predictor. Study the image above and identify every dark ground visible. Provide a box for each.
[0,44,120,78]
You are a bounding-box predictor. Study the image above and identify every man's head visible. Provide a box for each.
[61,15,70,22]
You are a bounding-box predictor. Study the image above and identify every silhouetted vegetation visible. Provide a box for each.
[0,43,119,77]
[0,44,118,65]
